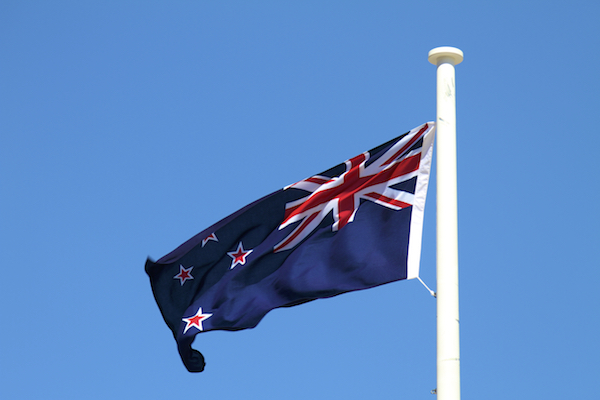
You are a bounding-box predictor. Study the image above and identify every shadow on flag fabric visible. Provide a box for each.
[145,122,435,372]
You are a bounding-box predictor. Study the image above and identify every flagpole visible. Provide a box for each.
[428,46,463,400]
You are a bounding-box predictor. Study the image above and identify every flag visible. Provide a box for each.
[145,122,435,372]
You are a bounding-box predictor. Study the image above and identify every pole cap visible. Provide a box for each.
[428,47,463,66]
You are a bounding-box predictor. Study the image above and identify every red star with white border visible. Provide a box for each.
[174,265,194,286]
[227,242,253,269]
[182,307,213,333]
[202,233,218,247]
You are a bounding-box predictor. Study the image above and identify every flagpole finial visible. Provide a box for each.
[428,47,463,66]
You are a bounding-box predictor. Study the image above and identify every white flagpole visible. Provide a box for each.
[428,46,463,400]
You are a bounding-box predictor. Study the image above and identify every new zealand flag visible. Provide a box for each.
[145,122,435,372]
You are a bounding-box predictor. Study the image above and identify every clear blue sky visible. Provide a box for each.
[1,1,599,399]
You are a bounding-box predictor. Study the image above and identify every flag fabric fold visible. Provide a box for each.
[145,122,435,372]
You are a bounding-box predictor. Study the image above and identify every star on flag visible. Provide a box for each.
[182,307,213,334]
[202,233,218,247]
[227,242,252,269]
[174,265,194,286]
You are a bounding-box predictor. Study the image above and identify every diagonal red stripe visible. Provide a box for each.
[380,123,428,167]
[274,211,320,251]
